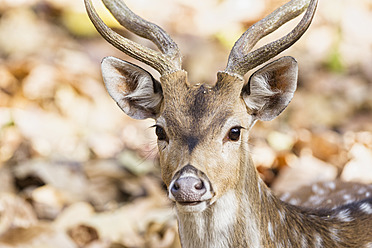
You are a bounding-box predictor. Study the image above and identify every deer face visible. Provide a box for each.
[101,56,298,212]
[157,72,250,212]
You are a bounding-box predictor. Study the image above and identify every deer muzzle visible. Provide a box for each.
[168,164,214,212]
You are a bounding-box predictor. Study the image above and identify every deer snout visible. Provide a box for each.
[168,164,214,204]
[171,177,206,203]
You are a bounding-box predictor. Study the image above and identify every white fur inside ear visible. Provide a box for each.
[101,56,163,119]
[123,71,162,110]
[243,73,279,111]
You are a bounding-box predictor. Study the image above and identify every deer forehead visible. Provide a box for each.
[159,75,248,141]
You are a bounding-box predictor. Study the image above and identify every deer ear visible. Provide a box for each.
[101,56,163,120]
[242,56,298,121]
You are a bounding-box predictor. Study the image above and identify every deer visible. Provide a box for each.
[84,0,372,247]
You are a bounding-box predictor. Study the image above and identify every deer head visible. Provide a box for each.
[85,0,317,213]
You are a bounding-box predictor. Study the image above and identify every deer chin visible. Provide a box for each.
[175,200,210,213]
[174,192,216,213]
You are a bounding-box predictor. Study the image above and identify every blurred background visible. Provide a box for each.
[0,0,371,247]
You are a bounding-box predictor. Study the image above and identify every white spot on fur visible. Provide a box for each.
[258,181,262,200]
[277,240,284,248]
[342,194,352,200]
[289,198,300,205]
[308,195,324,205]
[312,184,326,195]
[336,209,353,222]
[365,242,372,248]
[324,181,336,190]
[301,234,308,247]
[357,188,367,195]
[360,202,372,214]
[314,233,323,248]
[280,192,291,202]
[268,222,274,241]
[329,227,340,242]
[278,209,286,223]
[342,194,355,205]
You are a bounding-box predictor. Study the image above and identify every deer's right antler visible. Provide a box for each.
[224,0,318,77]
[84,0,182,75]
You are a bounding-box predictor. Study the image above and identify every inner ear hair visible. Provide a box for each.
[242,56,298,121]
[243,72,280,112]
[101,56,164,120]
[122,70,163,110]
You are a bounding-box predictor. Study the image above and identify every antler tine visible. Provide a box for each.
[84,0,181,75]
[229,0,309,62]
[102,0,182,69]
[225,0,318,76]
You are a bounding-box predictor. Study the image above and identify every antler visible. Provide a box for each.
[84,0,182,75]
[225,0,318,77]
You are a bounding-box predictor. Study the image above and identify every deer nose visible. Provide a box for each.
[171,177,206,203]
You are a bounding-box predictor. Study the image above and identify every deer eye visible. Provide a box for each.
[155,125,168,141]
[226,126,242,142]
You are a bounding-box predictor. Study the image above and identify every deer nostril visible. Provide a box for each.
[194,181,204,190]
[173,181,180,190]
